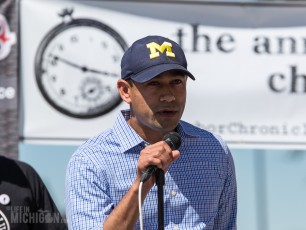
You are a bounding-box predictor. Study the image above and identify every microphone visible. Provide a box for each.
[140,132,181,183]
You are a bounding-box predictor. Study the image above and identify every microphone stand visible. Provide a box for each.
[155,168,165,230]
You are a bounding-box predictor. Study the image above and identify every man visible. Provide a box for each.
[66,35,237,229]
[0,155,67,230]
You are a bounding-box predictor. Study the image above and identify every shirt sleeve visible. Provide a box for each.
[65,150,112,230]
[213,148,237,230]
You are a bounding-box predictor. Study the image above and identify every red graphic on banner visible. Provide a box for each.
[0,14,16,60]
[0,27,9,43]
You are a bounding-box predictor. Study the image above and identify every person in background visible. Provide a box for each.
[66,35,237,229]
[0,155,67,230]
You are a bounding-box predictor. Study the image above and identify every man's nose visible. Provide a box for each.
[160,94,175,102]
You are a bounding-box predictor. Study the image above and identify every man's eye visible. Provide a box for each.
[172,79,182,84]
[148,81,159,86]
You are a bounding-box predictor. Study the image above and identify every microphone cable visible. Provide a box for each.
[138,181,144,230]
[138,132,181,230]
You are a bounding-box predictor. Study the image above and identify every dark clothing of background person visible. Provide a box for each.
[0,155,67,230]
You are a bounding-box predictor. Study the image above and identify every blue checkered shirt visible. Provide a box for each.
[65,110,237,230]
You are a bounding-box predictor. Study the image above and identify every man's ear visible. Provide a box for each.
[117,79,132,104]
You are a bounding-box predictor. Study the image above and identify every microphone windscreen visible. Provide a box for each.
[162,132,181,150]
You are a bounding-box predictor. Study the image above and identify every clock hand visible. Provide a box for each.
[50,54,83,69]
[85,67,118,78]
[50,54,118,77]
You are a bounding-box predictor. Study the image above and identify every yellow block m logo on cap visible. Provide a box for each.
[146,42,175,59]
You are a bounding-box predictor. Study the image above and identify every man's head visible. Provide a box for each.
[121,35,195,83]
[118,35,195,142]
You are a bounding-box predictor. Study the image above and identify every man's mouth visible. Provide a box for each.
[156,109,178,116]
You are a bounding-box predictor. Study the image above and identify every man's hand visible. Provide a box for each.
[137,141,181,187]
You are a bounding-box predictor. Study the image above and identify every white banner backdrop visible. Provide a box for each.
[19,0,306,148]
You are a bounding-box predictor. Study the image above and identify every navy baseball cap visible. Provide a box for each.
[121,35,195,83]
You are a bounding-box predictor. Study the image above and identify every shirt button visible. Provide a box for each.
[171,190,177,197]
[174,224,179,230]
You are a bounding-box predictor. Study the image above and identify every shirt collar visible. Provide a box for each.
[112,110,145,152]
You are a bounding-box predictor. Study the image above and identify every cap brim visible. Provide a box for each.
[130,63,195,83]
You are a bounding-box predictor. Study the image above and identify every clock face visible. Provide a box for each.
[35,19,127,118]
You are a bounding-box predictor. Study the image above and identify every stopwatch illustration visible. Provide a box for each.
[35,8,127,118]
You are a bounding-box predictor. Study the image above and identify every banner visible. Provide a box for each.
[0,0,18,159]
[19,0,306,149]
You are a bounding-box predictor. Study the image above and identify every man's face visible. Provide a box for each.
[127,70,187,135]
